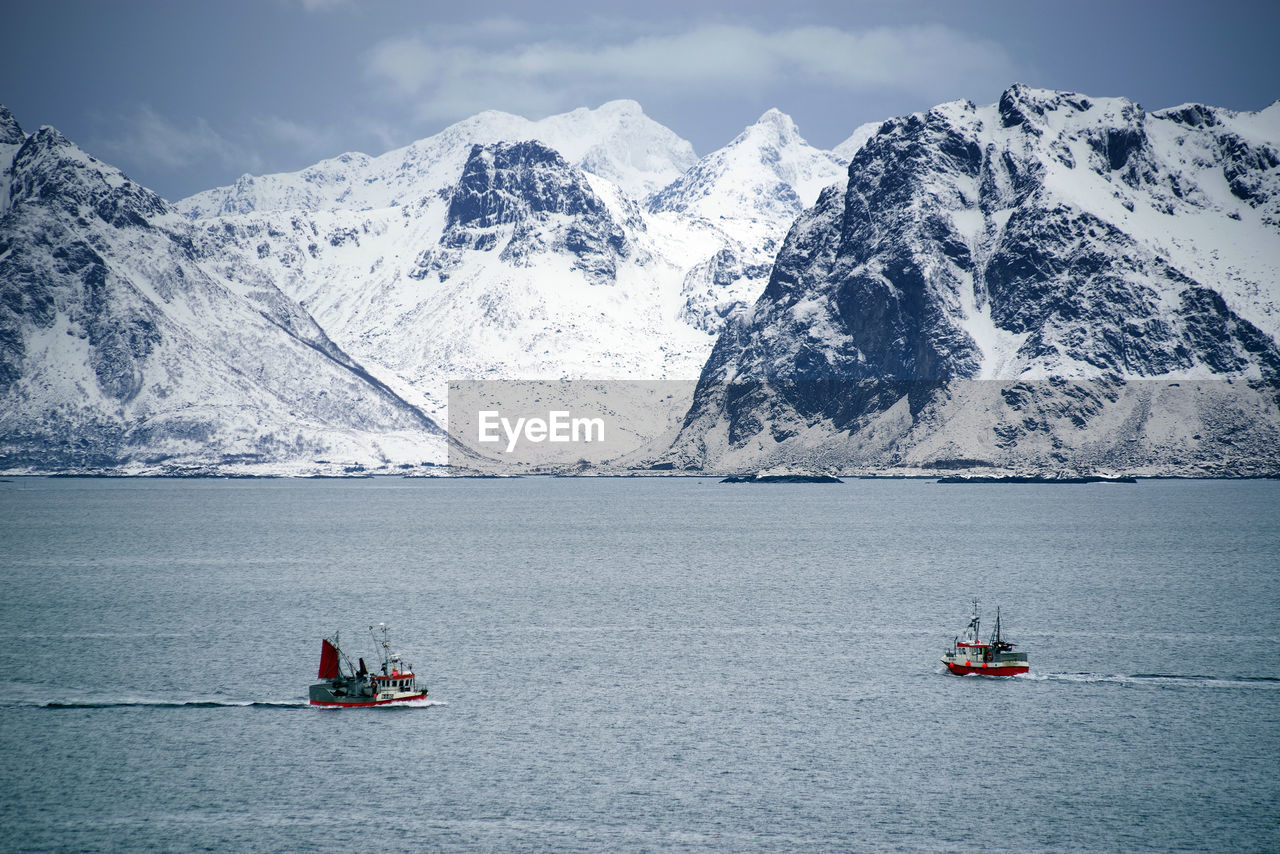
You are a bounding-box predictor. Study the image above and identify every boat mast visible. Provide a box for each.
[326,631,358,677]
[370,623,392,674]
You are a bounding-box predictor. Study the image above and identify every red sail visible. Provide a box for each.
[317,639,340,679]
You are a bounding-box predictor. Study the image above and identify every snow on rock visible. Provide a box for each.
[648,108,849,335]
[10,87,1273,478]
[833,119,884,163]
[667,85,1280,476]
[177,100,695,217]
[0,105,29,220]
[190,138,711,427]
[180,104,841,430]
[0,117,446,475]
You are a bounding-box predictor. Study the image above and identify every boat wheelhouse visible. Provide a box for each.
[309,623,427,707]
[942,601,1029,676]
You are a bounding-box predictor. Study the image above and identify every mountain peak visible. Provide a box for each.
[12,125,78,176]
[0,105,24,145]
[179,99,694,215]
[997,83,1141,131]
[9,124,168,226]
[668,84,1280,475]
[596,99,645,117]
[746,108,802,145]
[647,108,842,223]
[445,139,607,230]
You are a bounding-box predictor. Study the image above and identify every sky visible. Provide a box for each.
[3,0,1278,201]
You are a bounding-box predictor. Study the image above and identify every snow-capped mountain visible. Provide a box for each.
[648,109,849,332]
[0,106,446,474]
[649,109,846,222]
[177,99,697,217]
[8,86,1274,477]
[183,102,842,424]
[832,119,883,163]
[667,85,1280,476]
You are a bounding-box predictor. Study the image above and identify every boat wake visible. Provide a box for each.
[32,699,312,709]
[1029,672,1280,689]
[313,697,448,710]
[18,697,451,710]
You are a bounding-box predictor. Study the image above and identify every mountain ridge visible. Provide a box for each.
[180,101,849,427]
[0,111,447,475]
[3,87,1277,476]
[666,84,1280,476]
[176,100,698,217]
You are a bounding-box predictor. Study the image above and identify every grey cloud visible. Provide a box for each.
[100,105,259,174]
[366,22,1016,120]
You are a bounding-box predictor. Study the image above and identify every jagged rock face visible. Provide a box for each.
[0,118,444,473]
[448,141,610,228]
[670,85,1280,475]
[1,127,167,400]
[0,106,24,146]
[425,141,629,284]
[677,247,773,333]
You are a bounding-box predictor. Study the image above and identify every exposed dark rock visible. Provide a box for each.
[421,140,630,285]
[0,108,445,473]
[668,86,1280,475]
[0,105,24,146]
[720,473,842,483]
[936,475,1136,484]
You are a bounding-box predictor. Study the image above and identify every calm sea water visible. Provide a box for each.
[1,476,1277,853]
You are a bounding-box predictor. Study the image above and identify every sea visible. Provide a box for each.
[1,476,1277,853]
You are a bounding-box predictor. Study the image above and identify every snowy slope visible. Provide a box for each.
[0,109,446,474]
[177,100,696,217]
[650,109,847,222]
[832,119,883,162]
[646,109,849,333]
[189,143,712,423]
[13,88,1270,477]
[182,104,844,424]
[667,86,1280,476]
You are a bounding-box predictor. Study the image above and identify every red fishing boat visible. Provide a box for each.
[942,601,1029,676]
[309,623,427,706]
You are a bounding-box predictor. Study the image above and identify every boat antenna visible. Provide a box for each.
[370,623,392,674]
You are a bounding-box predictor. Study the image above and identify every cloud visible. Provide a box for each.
[366,22,1016,121]
[254,115,347,159]
[294,0,353,11]
[100,105,259,174]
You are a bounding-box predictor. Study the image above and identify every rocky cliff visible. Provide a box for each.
[667,86,1280,476]
[0,107,444,474]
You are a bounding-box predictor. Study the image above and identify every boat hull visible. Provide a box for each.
[309,693,427,707]
[942,660,1028,677]
[309,681,426,707]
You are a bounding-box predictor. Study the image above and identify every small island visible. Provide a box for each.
[720,473,843,484]
[936,474,1137,484]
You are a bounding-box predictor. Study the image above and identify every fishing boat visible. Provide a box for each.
[942,601,1029,676]
[309,623,427,706]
